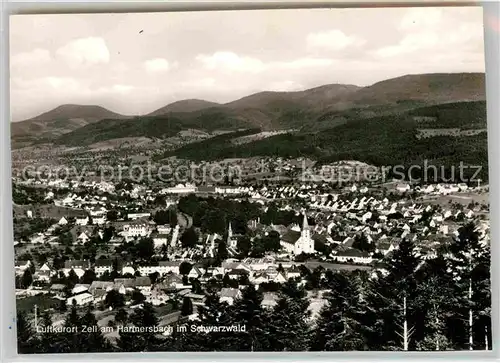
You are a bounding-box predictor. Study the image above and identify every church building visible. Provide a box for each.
[280,214,316,255]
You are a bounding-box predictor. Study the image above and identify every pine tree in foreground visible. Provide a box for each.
[267,279,311,351]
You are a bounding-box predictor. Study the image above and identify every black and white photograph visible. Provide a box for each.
[9,5,491,353]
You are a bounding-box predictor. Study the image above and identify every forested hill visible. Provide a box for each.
[12,73,486,148]
[162,101,488,181]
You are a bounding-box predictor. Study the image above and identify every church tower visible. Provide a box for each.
[301,214,310,240]
[227,222,237,249]
[227,222,233,242]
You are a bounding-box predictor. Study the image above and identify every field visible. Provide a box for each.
[231,130,297,145]
[304,261,373,271]
[16,294,60,314]
[13,204,84,220]
[421,190,490,206]
[416,128,487,139]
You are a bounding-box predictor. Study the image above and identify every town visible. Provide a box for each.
[12,155,491,352]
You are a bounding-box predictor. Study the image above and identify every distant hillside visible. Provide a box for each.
[162,101,488,181]
[12,73,487,148]
[54,111,254,147]
[11,104,130,146]
[339,73,485,106]
[147,99,221,116]
[226,84,360,110]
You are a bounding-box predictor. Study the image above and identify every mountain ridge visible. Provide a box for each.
[10,72,486,148]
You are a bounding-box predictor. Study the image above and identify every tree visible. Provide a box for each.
[58,299,67,313]
[447,222,491,350]
[117,302,161,352]
[58,231,73,246]
[104,290,125,309]
[180,227,198,249]
[352,233,374,253]
[149,272,160,284]
[81,270,97,284]
[115,308,128,325]
[131,290,146,305]
[312,271,368,351]
[267,279,311,351]
[181,297,194,316]
[79,305,112,352]
[17,311,37,353]
[37,310,66,353]
[225,285,269,351]
[413,255,454,351]
[137,238,155,260]
[179,261,193,276]
[192,292,232,350]
[52,255,65,270]
[102,226,115,243]
[216,240,229,262]
[191,279,203,294]
[62,300,83,352]
[106,210,119,222]
[237,236,252,258]
[20,269,33,289]
[153,209,176,226]
[67,269,80,288]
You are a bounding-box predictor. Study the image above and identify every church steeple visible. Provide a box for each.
[302,214,309,231]
[301,213,310,240]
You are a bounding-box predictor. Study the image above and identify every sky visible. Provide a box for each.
[10,6,485,121]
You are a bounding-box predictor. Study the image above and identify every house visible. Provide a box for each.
[162,273,184,288]
[261,292,278,309]
[280,215,315,256]
[94,259,115,277]
[123,223,150,239]
[127,212,151,220]
[185,292,206,306]
[251,272,271,285]
[121,263,135,276]
[376,239,398,256]
[219,288,242,305]
[77,232,90,244]
[285,265,301,279]
[242,257,276,271]
[71,284,90,295]
[331,248,373,264]
[227,268,250,280]
[15,260,31,275]
[49,284,66,298]
[89,281,114,296]
[159,261,182,274]
[93,216,106,225]
[163,183,197,194]
[63,260,90,278]
[157,225,172,235]
[153,234,169,248]
[58,217,68,225]
[76,216,90,226]
[135,276,152,292]
[113,278,136,292]
[187,266,203,279]
[396,183,411,193]
[66,292,94,306]
[274,272,287,283]
[33,263,52,282]
[138,261,182,276]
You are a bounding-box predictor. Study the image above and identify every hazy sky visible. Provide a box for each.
[10,6,485,121]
